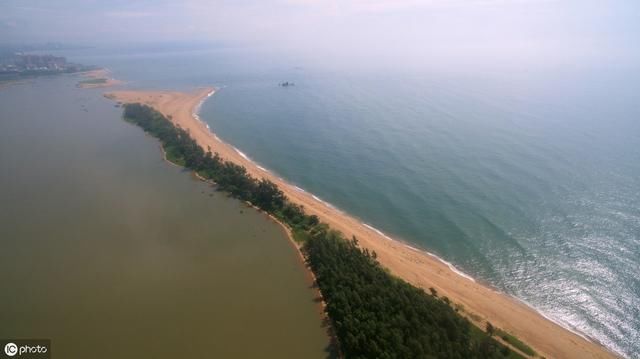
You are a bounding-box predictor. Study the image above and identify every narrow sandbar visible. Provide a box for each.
[105,88,618,359]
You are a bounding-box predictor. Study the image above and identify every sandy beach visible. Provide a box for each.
[105,87,618,359]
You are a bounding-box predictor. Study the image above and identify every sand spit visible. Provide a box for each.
[104,88,618,359]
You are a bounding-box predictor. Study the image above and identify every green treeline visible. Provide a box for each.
[79,78,108,85]
[122,103,523,359]
[304,234,519,359]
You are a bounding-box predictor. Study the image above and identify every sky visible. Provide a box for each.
[1,0,639,70]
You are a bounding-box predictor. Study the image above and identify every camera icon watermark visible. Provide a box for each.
[1,340,50,358]
[3,343,17,357]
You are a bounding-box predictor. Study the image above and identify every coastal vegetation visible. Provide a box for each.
[304,234,523,358]
[122,103,526,358]
[495,328,537,357]
[78,78,107,85]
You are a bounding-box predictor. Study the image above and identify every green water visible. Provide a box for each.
[0,76,330,358]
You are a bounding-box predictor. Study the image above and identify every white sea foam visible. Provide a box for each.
[362,223,393,241]
[512,296,597,345]
[293,185,306,193]
[405,244,421,252]
[192,88,216,128]
[361,221,476,281]
[256,165,268,172]
[426,252,476,282]
[310,194,339,210]
[234,148,250,160]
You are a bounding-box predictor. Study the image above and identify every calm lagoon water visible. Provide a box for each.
[0,76,330,358]
[32,46,640,357]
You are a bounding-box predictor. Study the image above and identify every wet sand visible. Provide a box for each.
[104,87,618,359]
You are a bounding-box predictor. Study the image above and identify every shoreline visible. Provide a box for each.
[104,87,619,359]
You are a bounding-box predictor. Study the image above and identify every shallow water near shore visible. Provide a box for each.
[0,76,330,358]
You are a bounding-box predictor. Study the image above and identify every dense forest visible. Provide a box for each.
[305,234,518,359]
[122,103,523,359]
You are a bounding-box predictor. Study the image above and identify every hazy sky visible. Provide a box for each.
[2,0,638,69]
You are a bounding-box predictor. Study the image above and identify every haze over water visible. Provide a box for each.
[56,45,640,357]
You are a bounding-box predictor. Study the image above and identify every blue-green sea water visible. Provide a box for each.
[62,46,639,357]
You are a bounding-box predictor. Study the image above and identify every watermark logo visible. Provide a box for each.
[1,340,49,358]
[4,343,17,357]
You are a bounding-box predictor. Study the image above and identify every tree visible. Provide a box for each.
[253,178,285,211]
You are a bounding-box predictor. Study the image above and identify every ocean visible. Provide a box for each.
[62,45,639,357]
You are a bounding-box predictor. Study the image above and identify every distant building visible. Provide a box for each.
[0,53,86,75]
[14,54,67,70]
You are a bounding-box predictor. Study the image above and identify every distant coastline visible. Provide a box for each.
[104,87,618,359]
[0,53,125,90]
[0,53,96,84]
[0,54,127,93]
